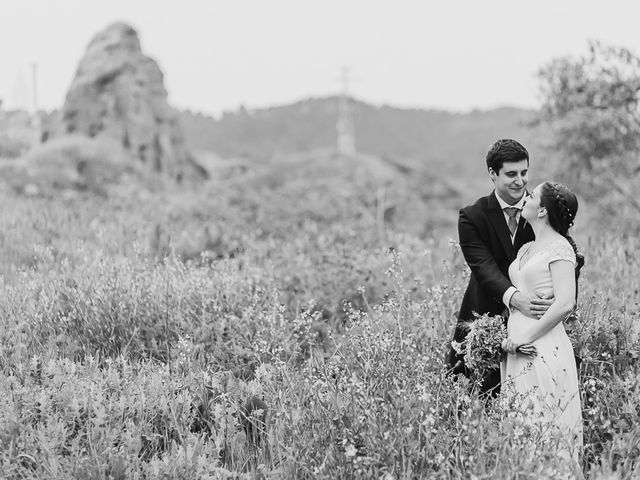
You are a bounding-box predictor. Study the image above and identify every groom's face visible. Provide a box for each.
[490,159,529,204]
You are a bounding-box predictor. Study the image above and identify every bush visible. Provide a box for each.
[18,135,137,195]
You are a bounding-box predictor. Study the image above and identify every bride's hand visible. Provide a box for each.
[502,338,537,357]
[516,344,537,358]
[501,338,517,354]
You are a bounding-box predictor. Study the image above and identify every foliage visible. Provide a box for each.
[3,135,139,197]
[536,41,640,220]
[179,99,534,180]
[0,133,30,159]
[451,313,507,381]
[0,110,36,159]
[0,143,638,478]
[0,228,638,478]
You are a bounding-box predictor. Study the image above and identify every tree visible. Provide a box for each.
[536,41,640,215]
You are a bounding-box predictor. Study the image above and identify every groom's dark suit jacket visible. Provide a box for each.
[446,191,534,393]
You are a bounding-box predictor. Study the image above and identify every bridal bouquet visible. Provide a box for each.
[451,312,507,375]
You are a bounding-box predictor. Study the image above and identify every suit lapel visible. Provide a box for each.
[486,193,515,260]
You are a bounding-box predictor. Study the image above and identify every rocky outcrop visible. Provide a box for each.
[50,22,206,181]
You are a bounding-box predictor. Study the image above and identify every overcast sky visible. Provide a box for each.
[1,0,639,116]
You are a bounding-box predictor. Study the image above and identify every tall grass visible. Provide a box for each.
[0,165,638,478]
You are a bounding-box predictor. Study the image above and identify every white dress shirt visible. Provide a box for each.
[494,191,528,309]
[494,191,527,242]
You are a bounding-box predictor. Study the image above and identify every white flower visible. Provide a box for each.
[344,444,357,458]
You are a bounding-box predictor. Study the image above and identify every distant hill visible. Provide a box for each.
[178,97,537,181]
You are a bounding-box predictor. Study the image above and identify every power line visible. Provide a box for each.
[336,66,356,156]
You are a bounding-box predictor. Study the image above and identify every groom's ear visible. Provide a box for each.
[488,168,497,182]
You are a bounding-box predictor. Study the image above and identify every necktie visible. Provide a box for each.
[504,207,519,237]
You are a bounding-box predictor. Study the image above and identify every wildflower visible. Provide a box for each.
[452,312,506,376]
[422,415,435,428]
[344,444,357,458]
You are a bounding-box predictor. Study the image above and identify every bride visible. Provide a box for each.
[501,181,584,465]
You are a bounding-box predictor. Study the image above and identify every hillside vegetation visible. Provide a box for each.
[0,133,638,478]
[179,98,536,179]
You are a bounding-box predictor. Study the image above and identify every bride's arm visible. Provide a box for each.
[512,259,576,345]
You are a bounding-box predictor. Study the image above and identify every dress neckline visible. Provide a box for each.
[517,241,539,270]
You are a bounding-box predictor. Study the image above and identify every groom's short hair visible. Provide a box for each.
[486,139,529,173]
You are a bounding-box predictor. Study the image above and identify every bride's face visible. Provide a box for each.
[522,184,543,223]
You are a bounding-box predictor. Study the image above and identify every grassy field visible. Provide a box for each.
[0,147,638,479]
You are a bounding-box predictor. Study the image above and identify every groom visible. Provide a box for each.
[446,139,551,395]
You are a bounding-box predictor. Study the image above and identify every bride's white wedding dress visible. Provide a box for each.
[502,238,583,459]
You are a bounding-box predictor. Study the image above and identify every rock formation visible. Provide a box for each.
[49,22,206,180]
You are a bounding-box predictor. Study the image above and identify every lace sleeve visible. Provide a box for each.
[547,239,576,265]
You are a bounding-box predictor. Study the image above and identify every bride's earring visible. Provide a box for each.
[538,207,547,219]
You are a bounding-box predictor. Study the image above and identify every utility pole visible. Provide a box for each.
[30,62,41,131]
[336,66,356,156]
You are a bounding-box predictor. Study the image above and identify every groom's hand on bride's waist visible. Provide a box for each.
[509,290,554,318]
